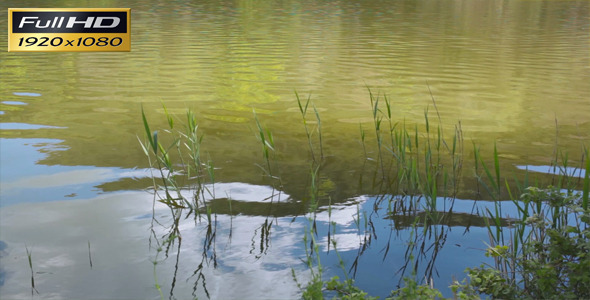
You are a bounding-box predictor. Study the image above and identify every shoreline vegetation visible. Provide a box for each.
[139,90,589,299]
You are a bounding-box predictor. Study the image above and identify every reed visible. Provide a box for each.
[253,110,280,187]
[469,139,590,298]
[139,90,588,299]
[88,240,93,269]
[25,245,39,295]
[140,104,219,216]
[141,104,222,299]
[583,148,589,210]
[296,91,324,163]
[296,88,470,297]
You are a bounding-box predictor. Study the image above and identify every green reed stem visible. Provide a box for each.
[25,245,39,295]
[583,148,589,210]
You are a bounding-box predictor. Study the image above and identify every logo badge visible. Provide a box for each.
[8,8,131,52]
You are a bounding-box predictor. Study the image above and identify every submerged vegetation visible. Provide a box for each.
[139,90,589,299]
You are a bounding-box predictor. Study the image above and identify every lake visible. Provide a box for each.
[1,0,588,299]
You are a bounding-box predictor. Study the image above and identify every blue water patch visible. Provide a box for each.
[13,92,41,97]
[0,123,66,130]
[1,101,28,105]
[302,195,498,298]
[516,165,586,178]
[262,263,289,271]
[0,138,152,207]
[0,165,152,207]
[0,111,4,115]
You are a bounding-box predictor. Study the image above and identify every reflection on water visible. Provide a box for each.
[0,124,66,130]
[11,93,41,97]
[0,0,589,298]
[516,164,587,178]
[0,138,154,206]
[1,184,516,299]
[1,101,28,106]
[0,0,588,181]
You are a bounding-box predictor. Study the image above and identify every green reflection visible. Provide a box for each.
[0,0,587,200]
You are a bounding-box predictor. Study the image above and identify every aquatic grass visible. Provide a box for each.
[314,104,324,161]
[583,148,589,210]
[296,91,324,163]
[300,184,325,298]
[140,107,184,208]
[140,104,217,216]
[295,92,326,224]
[297,88,469,296]
[368,88,387,179]
[369,89,463,218]
[253,110,280,186]
[361,115,586,299]
[471,138,590,298]
[296,93,336,298]
[359,123,368,159]
[474,143,502,200]
[88,240,93,269]
[25,245,39,295]
[206,158,215,199]
[141,104,224,299]
[472,142,508,248]
[252,110,285,250]
[472,185,590,298]
[139,91,588,299]
[152,240,166,300]
[474,126,590,274]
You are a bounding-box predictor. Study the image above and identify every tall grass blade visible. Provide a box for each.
[477,146,499,199]
[141,105,156,154]
[494,143,501,196]
[313,104,323,160]
[25,245,39,295]
[161,101,174,129]
[88,240,93,269]
[583,149,589,210]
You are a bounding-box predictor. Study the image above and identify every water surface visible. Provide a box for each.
[1,0,588,298]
